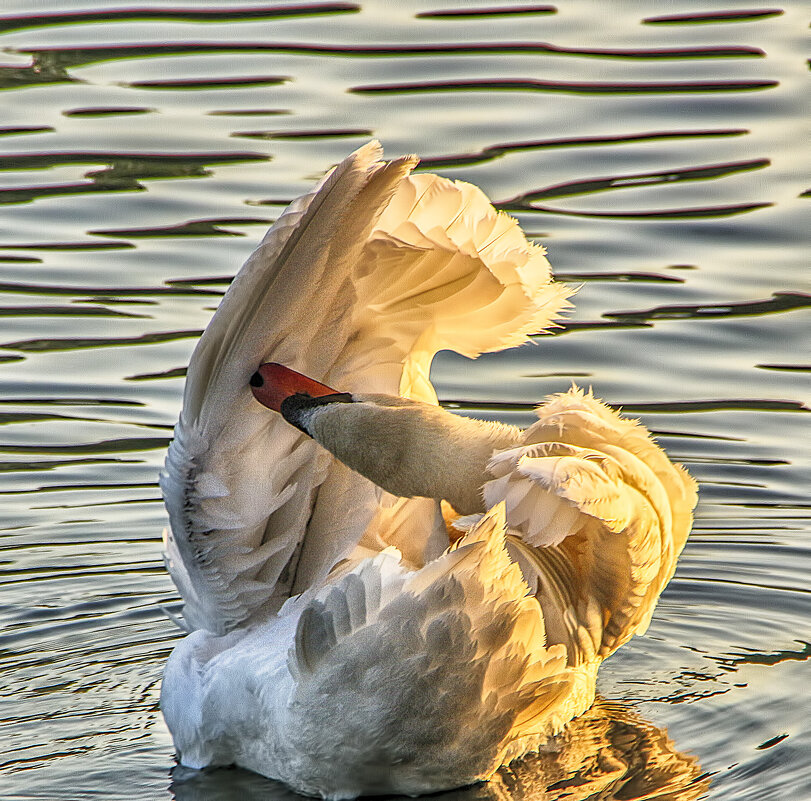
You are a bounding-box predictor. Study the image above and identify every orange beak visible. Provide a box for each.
[249,363,342,413]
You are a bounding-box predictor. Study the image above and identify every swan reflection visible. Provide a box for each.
[169,698,708,801]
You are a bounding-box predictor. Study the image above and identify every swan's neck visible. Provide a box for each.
[299,394,522,515]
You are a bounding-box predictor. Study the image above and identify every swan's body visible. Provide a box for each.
[160,143,696,799]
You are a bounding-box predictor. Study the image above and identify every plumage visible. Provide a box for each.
[160,142,696,799]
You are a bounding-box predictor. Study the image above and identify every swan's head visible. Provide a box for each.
[249,362,519,514]
[249,362,352,432]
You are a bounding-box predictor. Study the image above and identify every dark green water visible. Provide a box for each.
[0,2,808,799]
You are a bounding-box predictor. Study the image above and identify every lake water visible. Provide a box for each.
[0,2,808,800]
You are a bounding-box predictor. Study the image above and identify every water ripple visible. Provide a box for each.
[0,437,170,456]
[511,201,773,219]
[0,305,148,319]
[0,125,54,136]
[416,5,557,19]
[0,3,360,34]
[418,128,750,168]
[62,106,156,118]
[0,280,220,298]
[8,40,766,70]
[643,9,784,25]
[501,158,770,203]
[352,78,779,95]
[0,151,266,172]
[89,218,268,239]
[124,76,291,91]
[606,292,811,323]
[2,329,202,353]
[0,151,267,206]
[233,128,374,140]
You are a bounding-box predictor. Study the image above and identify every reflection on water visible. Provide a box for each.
[0,151,268,206]
[0,3,361,35]
[0,1,808,799]
[170,700,708,801]
[351,76,780,96]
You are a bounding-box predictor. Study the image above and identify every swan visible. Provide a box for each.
[159,141,697,799]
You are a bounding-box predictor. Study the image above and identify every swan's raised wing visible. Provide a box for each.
[161,143,412,633]
[483,387,697,664]
[161,142,572,634]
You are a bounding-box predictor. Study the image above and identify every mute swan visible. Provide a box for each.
[160,142,697,799]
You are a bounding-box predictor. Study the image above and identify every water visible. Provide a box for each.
[0,2,807,799]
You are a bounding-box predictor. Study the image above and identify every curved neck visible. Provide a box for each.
[302,395,521,515]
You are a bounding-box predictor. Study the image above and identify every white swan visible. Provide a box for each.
[159,142,697,800]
